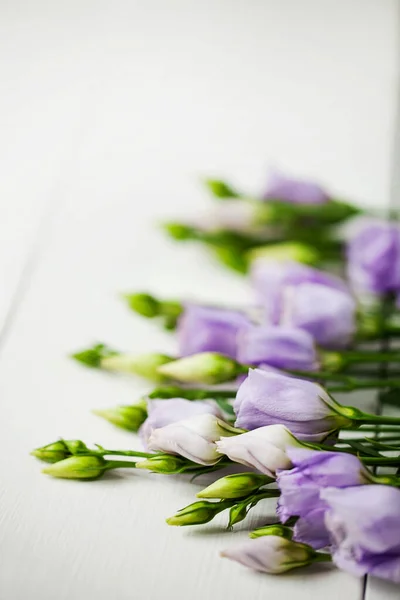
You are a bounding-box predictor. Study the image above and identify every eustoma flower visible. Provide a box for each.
[322,485,400,583]
[237,325,318,371]
[347,219,400,294]
[221,536,329,574]
[216,424,302,476]
[276,449,374,548]
[139,398,222,445]
[177,304,251,358]
[263,171,330,205]
[251,260,347,323]
[233,369,352,440]
[147,413,239,465]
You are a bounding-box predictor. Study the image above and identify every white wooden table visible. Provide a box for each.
[0,2,399,598]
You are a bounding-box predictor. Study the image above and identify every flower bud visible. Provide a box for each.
[197,473,273,499]
[136,455,189,474]
[216,424,303,476]
[220,536,320,574]
[101,352,173,381]
[93,401,147,432]
[166,500,228,526]
[204,179,239,199]
[31,440,74,463]
[42,456,108,480]
[71,343,119,368]
[157,352,244,384]
[148,414,238,466]
[247,242,320,267]
[228,502,250,527]
[249,525,293,540]
[123,293,161,318]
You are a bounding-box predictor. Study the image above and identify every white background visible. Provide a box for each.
[0,1,399,599]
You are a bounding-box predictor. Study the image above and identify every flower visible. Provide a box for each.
[251,260,348,323]
[178,305,251,359]
[322,485,400,583]
[237,325,318,371]
[220,536,319,574]
[216,424,302,476]
[263,171,329,205]
[139,398,222,446]
[277,449,372,549]
[233,369,352,441]
[347,219,400,294]
[280,283,357,348]
[147,413,237,465]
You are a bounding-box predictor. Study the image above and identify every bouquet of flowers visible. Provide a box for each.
[32,171,400,583]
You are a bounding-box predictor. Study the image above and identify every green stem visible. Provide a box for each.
[361,457,400,465]
[147,386,236,401]
[101,449,155,459]
[313,553,332,564]
[355,414,400,426]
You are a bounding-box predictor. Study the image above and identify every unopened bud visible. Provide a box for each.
[71,343,119,368]
[93,401,147,432]
[249,524,293,540]
[197,473,273,500]
[42,455,108,480]
[136,454,189,474]
[166,500,228,526]
[247,242,319,266]
[31,440,74,463]
[228,502,249,527]
[123,293,161,318]
[163,222,197,240]
[158,352,244,384]
[101,352,174,381]
[204,179,240,199]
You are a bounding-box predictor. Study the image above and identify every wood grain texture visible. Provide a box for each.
[0,2,398,599]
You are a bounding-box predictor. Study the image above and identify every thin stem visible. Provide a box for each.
[356,414,400,426]
[101,449,155,459]
[313,553,332,564]
[361,457,400,465]
[147,387,236,401]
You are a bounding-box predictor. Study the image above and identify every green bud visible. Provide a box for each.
[213,246,249,274]
[93,401,148,432]
[204,179,240,199]
[163,222,197,240]
[247,242,320,266]
[101,352,174,381]
[166,500,228,526]
[249,524,293,539]
[42,455,108,480]
[228,501,249,527]
[123,293,161,318]
[320,350,345,372]
[157,352,244,384]
[197,473,273,499]
[136,454,189,474]
[71,343,119,368]
[31,440,73,464]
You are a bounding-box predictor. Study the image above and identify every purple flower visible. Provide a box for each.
[277,449,371,549]
[347,220,400,294]
[237,325,318,371]
[178,305,251,359]
[322,485,400,583]
[263,170,329,205]
[234,369,352,441]
[251,260,348,323]
[139,398,221,446]
[281,283,357,348]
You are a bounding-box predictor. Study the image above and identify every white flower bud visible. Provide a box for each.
[216,424,303,476]
[148,413,238,466]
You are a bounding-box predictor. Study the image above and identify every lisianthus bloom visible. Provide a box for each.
[221,536,321,574]
[234,369,352,441]
[263,171,329,205]
[322,485,400,583]
[280,283,357,349]
[251,260,348,323]
[277,449,372,549]
[147,413,236,466]
[216,424,302,476]
[347,219,400,294]
[237,325,318,371]
[139,398,222,446]
[177,305,251,359]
